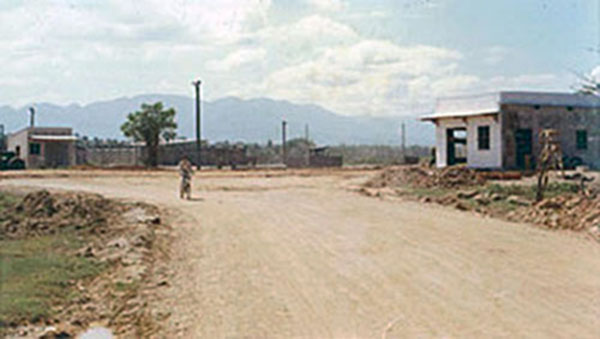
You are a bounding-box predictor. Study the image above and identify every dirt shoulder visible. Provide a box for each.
[0,189,172,338]
[360,166,600,240]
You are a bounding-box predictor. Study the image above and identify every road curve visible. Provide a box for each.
[2,170,600,338]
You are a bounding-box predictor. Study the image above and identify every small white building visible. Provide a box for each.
[6,127,77,168]
[421,91,600,170]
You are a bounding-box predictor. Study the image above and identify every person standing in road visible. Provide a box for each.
[178,156,194,200]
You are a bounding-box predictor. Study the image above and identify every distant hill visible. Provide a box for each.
[0,95,434,146]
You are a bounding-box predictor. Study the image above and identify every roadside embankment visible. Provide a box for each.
[0,189,172,338]
[361,166,600,240]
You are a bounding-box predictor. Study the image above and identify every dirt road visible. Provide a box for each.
[2,169,600,338]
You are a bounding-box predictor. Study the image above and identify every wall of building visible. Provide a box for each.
[501,104,600,169]
[6,129,30,166]
[434,116,502,169]
[466,116,503,168]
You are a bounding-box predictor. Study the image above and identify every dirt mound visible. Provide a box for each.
[365,165,485,189]
[507,195,600,231]
[1,190,126,239]
[1,190,171,338]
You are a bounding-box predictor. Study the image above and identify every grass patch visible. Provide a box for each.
[484,182,579,201]
[0,192,105,328]
[487,199,519,214]
[406,187,453,198]
[0,234,104,327]
[114,280,140,294]
[0,192,18,211]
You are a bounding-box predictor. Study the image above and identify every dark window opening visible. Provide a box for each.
[29,143,41,155]
[533,105,541,110]
[566,106,574,111]
[576,130,588,150]
[478,126,490,150]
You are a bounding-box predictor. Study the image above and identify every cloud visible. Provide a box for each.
[307,0,345,12]
[225,34,560,117]
[256,15,358,53]
[0,1,566,118]
[206,48,267,71]
[483,46,510,65]
[590,65,600,81]
[0,0,274,105]
[485,74,560,90]
[430,75,480,95]
[226,39,463,116]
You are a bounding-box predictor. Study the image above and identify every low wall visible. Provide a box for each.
[309,155,343,168]
[83,147,142,167]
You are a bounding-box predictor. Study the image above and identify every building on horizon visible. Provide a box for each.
[6,127,77,168]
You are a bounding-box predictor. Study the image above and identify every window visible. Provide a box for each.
[29,143,41,155]
[478,126,490,150]
[576,130,588,150]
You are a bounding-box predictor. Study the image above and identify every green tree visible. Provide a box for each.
[121,102,177,167]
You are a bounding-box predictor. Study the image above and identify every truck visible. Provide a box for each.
[0,151,26,170]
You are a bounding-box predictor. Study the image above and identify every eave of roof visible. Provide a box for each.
[420,110,499,121]
[30,135,77,142]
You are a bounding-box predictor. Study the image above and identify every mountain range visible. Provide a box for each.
[0,95,434,146]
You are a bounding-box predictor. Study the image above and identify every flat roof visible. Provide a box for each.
[9,126,73,136]
[501,91,600,107]
[421,110,500,121]
[421,91,600,121]
[30,135,77,142]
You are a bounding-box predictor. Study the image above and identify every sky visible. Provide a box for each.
[1,0,598,116]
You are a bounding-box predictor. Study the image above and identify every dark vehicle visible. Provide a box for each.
[0,151,26,170]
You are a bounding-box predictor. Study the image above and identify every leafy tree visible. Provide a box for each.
[121,102,177,167]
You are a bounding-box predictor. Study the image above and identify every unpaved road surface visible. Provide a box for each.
[2,169,600,338]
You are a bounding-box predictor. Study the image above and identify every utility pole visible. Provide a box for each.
[401,122,406,154]
[29,107,35,127]
[304,123,310,166]
[282,120,287,165]
[0,124,4,151]
[305,124,309,141]
[192,80,202,168]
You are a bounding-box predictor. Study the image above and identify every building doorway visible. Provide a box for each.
[446,128,467,166]
[515,128,533,170]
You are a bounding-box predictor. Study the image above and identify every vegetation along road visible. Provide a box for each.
[2,169,599,338]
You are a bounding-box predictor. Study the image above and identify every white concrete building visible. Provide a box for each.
[421,91,600,170]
